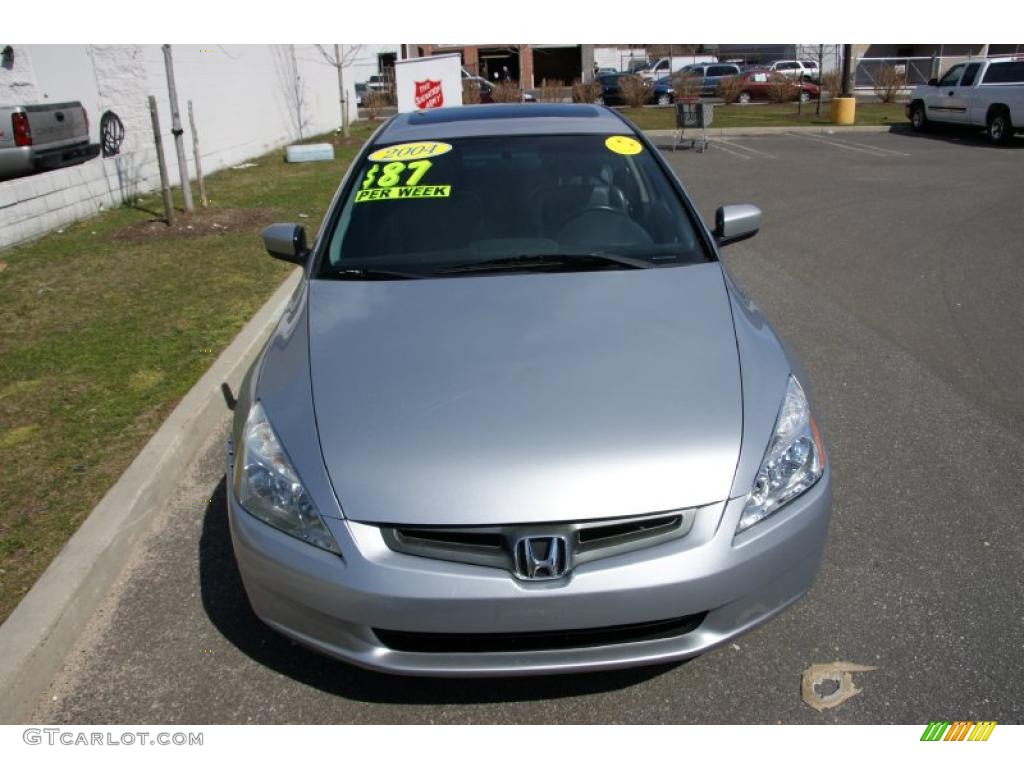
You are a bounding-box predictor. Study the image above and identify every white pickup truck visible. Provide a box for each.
[907,56,1024,144]
[638,55,717,81]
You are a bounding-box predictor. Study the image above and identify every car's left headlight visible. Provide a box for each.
[737,375,826,534]
[234,401,340,554]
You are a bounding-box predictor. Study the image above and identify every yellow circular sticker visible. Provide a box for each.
[605,135,643,155]
[367,141,453,163]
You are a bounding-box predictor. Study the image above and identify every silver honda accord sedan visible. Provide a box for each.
[227,103,831,676]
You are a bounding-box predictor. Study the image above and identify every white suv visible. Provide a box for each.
[766,60,819,82]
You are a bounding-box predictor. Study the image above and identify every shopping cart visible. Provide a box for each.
[673,100,713,153]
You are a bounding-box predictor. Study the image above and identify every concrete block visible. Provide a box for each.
[285,143,334,163]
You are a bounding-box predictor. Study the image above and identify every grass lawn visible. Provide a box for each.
[0,122,375,623]
[619,101,909,131]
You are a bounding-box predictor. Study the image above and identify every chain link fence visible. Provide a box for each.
[855,57,935,89]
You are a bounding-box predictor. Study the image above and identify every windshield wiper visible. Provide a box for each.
[323,268,427,281]
[436,252,654,275]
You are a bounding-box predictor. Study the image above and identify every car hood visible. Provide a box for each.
[308,263,742,525]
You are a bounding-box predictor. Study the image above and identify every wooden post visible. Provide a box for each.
[162,44,194,212]
[335,44,350,138]
[187,100,207,207]
[147,96,174,226]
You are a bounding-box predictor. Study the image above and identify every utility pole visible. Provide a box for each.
[335,44,350,138]
[162,44,193,213]
[841,43,853,98]
[816,44,824,115]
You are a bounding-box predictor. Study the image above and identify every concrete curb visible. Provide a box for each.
[644,124,903,139]
[0,269,302,723]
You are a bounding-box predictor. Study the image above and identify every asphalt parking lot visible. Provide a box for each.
[32,128,1024,724]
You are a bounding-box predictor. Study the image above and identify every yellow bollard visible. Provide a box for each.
[831,97,856,125]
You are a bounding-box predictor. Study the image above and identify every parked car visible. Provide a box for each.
[596,67,619,77]
[462,75,495,103]
[679,63,743,97]
[598,73,673,106]
[637,56,718,81]
[364,74,391,92]
[651,76,676,105]
[234,103,832,676]
[0,101,100,181]
[462,68,535,103]
[597,73,627,105]
[354,83,367,107]
[907,56,1024,144]
[727,70,820,103]
[765,60,820,82]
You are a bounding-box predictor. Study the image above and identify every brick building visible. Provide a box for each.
[404,44,598,87]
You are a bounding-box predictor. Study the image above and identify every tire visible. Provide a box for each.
[799,91,811,103]
[910,102,928,132]
[657,94,671,106]
[986,108,1012,145]
[738,91,752,104]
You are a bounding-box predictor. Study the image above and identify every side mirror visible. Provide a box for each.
[714,204,761,246]
[262,223,309,265]
[927,78,938,87]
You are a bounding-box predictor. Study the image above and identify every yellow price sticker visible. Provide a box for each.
[605,135,643,156]
[361,160,434,191]
[367,141,453,163]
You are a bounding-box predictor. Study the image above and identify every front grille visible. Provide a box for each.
[380,508,698,577]
[373,612,708,654]
[576,513,682,549]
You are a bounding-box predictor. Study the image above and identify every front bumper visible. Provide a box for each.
[228,467,832,676]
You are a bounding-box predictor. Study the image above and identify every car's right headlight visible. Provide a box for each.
[234,401,340,554]
[736,375,826,534]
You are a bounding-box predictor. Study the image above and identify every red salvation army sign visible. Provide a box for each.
[414,79,444,109]
[395,54,462,113]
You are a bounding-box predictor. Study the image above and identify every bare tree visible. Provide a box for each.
[619,75,653,108]
[872,65,907,103]
[571,79,601,104]
[272,45,310,140]
[316,44,363,138]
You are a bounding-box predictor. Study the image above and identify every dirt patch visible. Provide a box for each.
[111,207,275,243]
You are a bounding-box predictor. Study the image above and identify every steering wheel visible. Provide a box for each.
[556,205,653,248]
[558,205,631,227]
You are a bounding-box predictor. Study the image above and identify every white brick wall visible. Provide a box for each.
[0,44,40,103]
[2,44,395,249]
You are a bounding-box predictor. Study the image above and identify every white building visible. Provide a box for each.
[0,44,397,248]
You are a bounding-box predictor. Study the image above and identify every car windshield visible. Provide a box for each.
[320,133,708,279]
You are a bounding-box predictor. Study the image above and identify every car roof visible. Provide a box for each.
[373,104,632,143]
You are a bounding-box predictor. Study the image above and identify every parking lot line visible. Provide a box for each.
[829,137,911,157]
[784,131,910,158]
[707,141,753,161]
[716,139,777,160]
